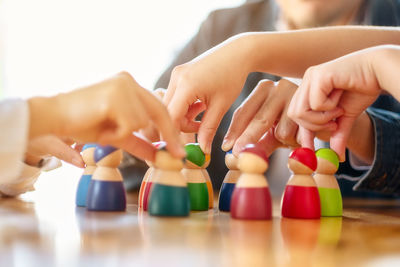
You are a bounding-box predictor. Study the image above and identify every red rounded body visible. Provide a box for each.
[231,187,272,220]
[281,185,321,219]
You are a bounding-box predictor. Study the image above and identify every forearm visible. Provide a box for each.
[236,26,400,78]
[371,45,400,101]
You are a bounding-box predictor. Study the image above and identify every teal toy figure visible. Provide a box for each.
[76,144,97,207]
[148,143,190,217]
[181,143,209,211]
[314,148,342,217]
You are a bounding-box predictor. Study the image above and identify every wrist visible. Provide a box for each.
[28,96,63,139]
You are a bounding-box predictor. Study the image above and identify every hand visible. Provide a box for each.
[288,49,381,160]
[28,72,185,161]
[223,79,308,156]
[164,36,253,154]
[25,136,84,168]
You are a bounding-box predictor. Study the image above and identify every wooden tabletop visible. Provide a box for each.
[1,166,400,267]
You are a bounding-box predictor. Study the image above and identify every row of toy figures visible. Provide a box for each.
[219,146,343,220]
[75,142,214,215]
[138,142,214,216]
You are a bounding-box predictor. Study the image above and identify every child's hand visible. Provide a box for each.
[288,48,382,160]
[28,72,185,162]
[164,36,253,154]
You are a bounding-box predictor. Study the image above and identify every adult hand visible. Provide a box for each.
[164,36,253,154]
[28,72,185,162]
[25,136,84,168]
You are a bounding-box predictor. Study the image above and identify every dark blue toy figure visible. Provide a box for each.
[218,150,240,212]
[76,144,97,207]
[86,145,126,211]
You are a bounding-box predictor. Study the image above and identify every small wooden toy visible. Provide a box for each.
[138,160,154,211]
[218,150,240,212]
[314,148,342,217]
[182,143,209,211]
[231,144,272,220]
[148,142,190,217]
[138,141,165,211]
[201,154,214,209]
[281,147,320,219]
[76,144,97,207]
[86,145,126,211]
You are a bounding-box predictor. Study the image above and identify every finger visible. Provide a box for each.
[330,115,357,162]
[233,95,284,154]
[297,127,315,150]
[138,88,185,158]
[223,80,273,151]
[44,136,84,167]
[297,107,344,125]
[256,128,284,157]
[274,105,299,147]
[197,99,229,154]
[114,133,157,162]
[294,118,338,132]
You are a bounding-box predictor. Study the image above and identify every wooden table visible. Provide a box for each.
[1,166,400,267]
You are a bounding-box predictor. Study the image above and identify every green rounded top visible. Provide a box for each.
[185,143,205,167]
[315,148,339,169]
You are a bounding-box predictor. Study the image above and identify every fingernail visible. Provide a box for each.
[178,146,186,158]
[221,139,234,151]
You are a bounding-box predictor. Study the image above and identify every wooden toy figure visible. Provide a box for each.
[86,145,126,211]
[218,150,240,212]
[201,154,214,209]
[138,160,154,211]
[76,144,97,207]
[281,148,320,219]
[230,144,272,220]
[314,148,342,217]
[148,142,190,217]
[182,143,209,211]
[138,142,164,211]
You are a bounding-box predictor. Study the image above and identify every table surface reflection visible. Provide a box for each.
[1,166,400,267]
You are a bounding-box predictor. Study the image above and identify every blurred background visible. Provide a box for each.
[0,0,244,99]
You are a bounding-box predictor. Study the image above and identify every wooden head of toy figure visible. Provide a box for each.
[184,143,205,169]
[225,150,239,170]
[288,148,317,175]
[154,141,183,171]
[94,145,123,168]
[238,144,269,174]
[315,148,339,175]
[81,143,97,167]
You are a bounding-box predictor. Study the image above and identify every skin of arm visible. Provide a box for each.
[165,26,400,154]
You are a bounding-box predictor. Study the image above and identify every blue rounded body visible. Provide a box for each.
[76,174,92,207]
[86,180,126,211]
[218,183,236,211]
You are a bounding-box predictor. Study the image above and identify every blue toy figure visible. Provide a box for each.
[76,144,97,207]
[218,150,240,211]
[86,145,126,211]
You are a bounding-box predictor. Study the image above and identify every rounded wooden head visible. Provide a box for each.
[237,144,269,174]
[288,148,317,174]
[81,144,97,166]
[225,150,238,170]
[184,143,205,167]
[94,146,123,167]
[154,150,183,171]
[316,148,339,174]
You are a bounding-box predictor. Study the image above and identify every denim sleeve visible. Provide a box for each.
[349,108,400,195]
